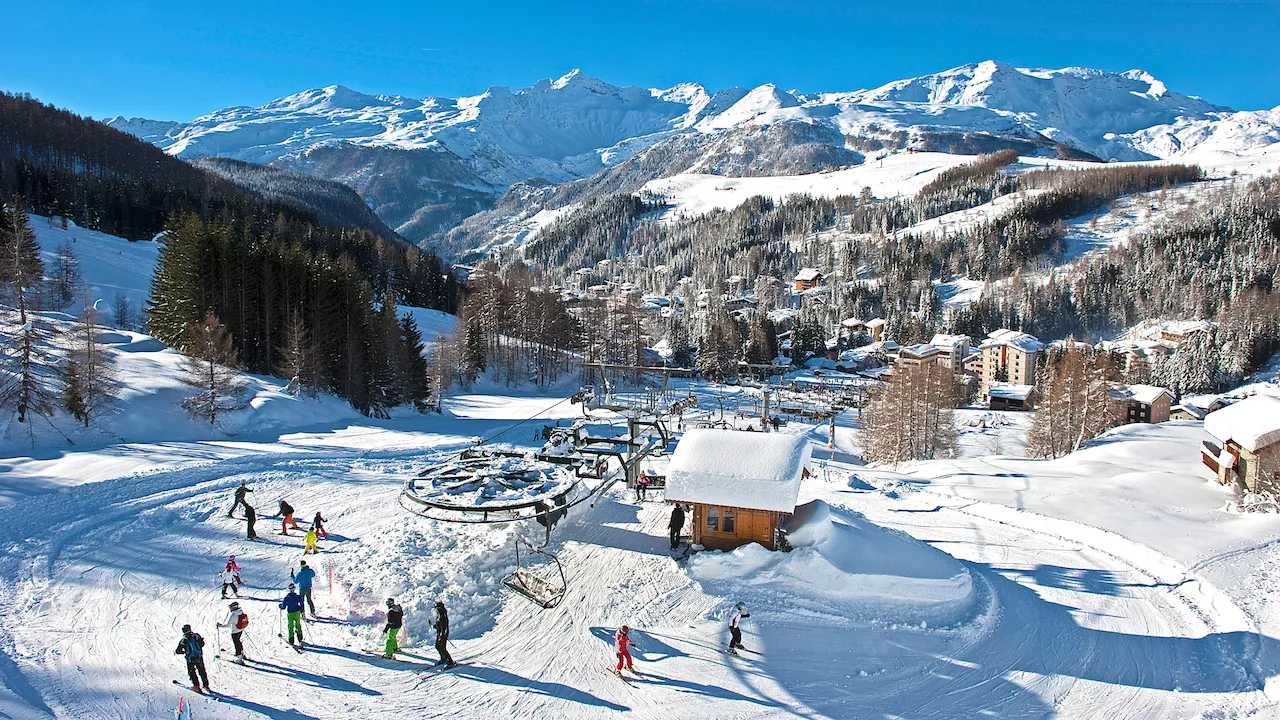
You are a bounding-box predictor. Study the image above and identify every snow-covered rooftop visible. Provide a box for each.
[865,318,886,328]
[1108,384,1172,405]
[981,328,1044,352]
[900,343,942,359]
[989,383,1035,401]
[794,268,823,282]
[929,334,971,350]
[665,429,811,513]
[1204,395,1280,453]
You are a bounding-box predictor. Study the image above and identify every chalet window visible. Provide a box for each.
[707,507,720,532]
[722,510,736,533]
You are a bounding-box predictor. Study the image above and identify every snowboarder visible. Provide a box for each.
[218,567,239,599]
[279,583,305,647]
[728,602,749,653]
[614,625,635,673]
[311,511,328,539]
[668,503,686,550]
[382,598,404,659]
[303,528,319,555]
[432,600,455,668]
[292,561,317,617]
[217,601,249,661]
[245,504,258,539]
[278,500,299,535]
[174,624,210,693]
[227,482,252,518]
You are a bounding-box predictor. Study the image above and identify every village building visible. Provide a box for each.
[793,268,824,291]
[865,318,886,343]
[1159,320,1215,345]
[896,343,943,370]
[987,383,1037,411]
[664,429,811,551]
[1201,395,1280,493]
[980,329,1044,387]
[928,333,972,370]
[962,351,984,377]
[1171,396,1230,421]
[1107,384,1174,424]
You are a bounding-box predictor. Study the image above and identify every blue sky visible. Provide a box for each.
[7,1,1278,120]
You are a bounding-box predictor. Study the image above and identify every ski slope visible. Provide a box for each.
[0,387,1276,718]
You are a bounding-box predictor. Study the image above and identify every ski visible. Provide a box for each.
[213,654,248,665]
[606,667,636,687]
[277,634,304,653]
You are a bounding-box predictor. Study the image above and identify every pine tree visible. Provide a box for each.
[0,200,44,320]
[148,214,207,346]
[459,308,487,385]
[668,317,695,368]
[181,311,246,424]
[0,201,57,439]
[63,304,117,426]
[398,314,433,412]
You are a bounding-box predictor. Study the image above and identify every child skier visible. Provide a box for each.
[303,528,318,555]
[217,601,249,662]
[382,598,404,658]
[278,500,299,535]
[279,583,305,647]
[227,482,252,518]
[614,625,636,673]
[218,566,239,599]
[174,624,210,693]
[292,561,317,617]
[311,511,328,539]
[727,602,749,653]
[224,555,240,575]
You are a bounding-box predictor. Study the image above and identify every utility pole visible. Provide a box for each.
[762,389,772,432]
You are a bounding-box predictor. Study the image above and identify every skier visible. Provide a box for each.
[432,600,455,668]
[292,560,317,617]
[278,500,299,535]
[245,503,258,539]
[224,555,240,575]
[174,624,210,693]
[635,472,650,502]
[614,625,636,674]
[217,601,249,662]
[227,482,252,518]
[279,583,305,647]
[303,527,319,555]
[668,503,686,550]
[727,602,749,653]
[382,598,404,659]
[311,511,328,539]
[218,566,239,599]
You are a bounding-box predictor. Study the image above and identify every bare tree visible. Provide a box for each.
[62,304,118,426]
[277,310,319,396]
[46,241,81,310]
[861,362,957,464]
[112,293,133,331]
[181,311,246,424]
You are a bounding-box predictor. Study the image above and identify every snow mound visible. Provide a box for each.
[688,500,977,628]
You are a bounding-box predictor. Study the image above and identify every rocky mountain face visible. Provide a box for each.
[108,62,1280,255]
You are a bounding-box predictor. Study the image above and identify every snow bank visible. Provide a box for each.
[688,500,977,628]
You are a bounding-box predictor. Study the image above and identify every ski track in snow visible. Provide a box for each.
[0,410,1275,718]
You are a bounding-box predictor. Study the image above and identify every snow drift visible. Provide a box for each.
[687,500,978,628]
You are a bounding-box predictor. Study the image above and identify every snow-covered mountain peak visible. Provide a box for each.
[698,83,801,131]
[263,84,394,113]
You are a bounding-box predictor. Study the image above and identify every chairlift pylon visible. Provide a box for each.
[503,536,567,609]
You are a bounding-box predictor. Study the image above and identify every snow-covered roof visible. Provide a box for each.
[794,268,823,282]
[900,343,941,359]
[929,333,970,350]
[665,429,811,513]
[988,383,1035,401]
[1204,395,1280,452]
[981,328,1044,353]
[1108,384,1172,405]
[865,318,886,328]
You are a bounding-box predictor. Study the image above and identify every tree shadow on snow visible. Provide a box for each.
[206,692,321,720]
[444,663,629,711]
[242,657,380,696]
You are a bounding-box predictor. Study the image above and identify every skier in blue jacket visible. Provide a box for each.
[279,583,305,647]
[174,624,210,693]
[292,561,317,618]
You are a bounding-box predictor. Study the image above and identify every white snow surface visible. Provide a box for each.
[1204,395,1280,452]
[665,428,810,512]
[30,214,159,323]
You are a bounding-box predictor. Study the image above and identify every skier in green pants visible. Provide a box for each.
[383,598,404,658]
[279,583,305,647]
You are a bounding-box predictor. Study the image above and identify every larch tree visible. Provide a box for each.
[181,311,246,424]
[0,200,57,437]
[62,304,118,426]
[277,309,319,397]
[46,241,82,310]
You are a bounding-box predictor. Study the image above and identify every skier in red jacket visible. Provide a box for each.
[614,625,636,673]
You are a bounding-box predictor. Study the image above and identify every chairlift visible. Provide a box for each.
[503,536,567,609]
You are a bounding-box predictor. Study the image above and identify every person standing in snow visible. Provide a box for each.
[382,598,404,659]
[174,624,210,693]
[311,511,327,539]
[292,561,317,617]
[432,601,455,668]
[245,504,258,539]
[227,482,252,518]
[727,602,749,653]
[279,583,305,647]
[303,528,319,555]
[614,625,636,673]
[278,500,299,535]
[224,555,240,576]
[668,503,686,550]
[217,601,249,661]
[218,566,240,599]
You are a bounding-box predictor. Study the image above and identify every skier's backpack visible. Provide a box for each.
[236,611,249,630]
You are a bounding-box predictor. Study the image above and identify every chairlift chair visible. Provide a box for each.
[503,536,567,609]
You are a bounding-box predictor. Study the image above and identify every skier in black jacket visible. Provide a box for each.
[245,504,258,539]
[433,601,456,668]
[227,482,252,518]
[668,504,686,550]
[175,624,210,693]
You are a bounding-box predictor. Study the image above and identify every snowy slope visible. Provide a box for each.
[29,214,159,324]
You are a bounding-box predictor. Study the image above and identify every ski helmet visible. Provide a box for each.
[735,602,746,611]
[620,625,630,633]
[300,560,307,567]
[289,583,296,590]
[181,624,192,633]
[386,598,395,607]
[229,602,240,610]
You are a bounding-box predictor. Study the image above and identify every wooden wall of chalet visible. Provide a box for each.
[690,503,787,551]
